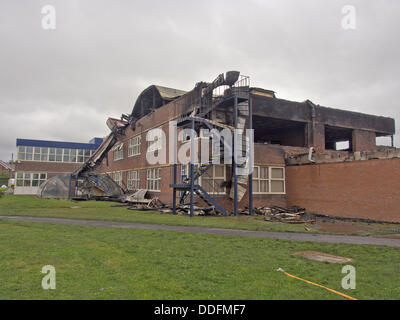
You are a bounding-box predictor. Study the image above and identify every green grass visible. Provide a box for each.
[0,195,314,233]
[0,218,399,300]
[0,195,399,236]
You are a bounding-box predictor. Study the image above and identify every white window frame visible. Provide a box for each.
[17,146,93,163]
[269,166,285,194]
[253,166,285,194]
[181,164,226,195]
[113,143,124,161]
[146,168,161,191]
[127,170,140,190]
[15,172,47,187]
[128,135,141,157]
[112,171,123,187]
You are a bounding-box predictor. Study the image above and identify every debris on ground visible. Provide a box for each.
[240,205,316,224]
[175,205,219,216]
[127,197,165,211]
[125,190,167,211]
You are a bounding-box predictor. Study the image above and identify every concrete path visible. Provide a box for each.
[1,215,400,247]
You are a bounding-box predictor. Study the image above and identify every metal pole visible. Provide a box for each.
[233,96,238,216]
[67,174,72,200]
[190,119,195,217]
[172,122,177,214]
[248,95,253,216]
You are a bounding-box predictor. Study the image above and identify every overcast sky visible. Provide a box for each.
[0,0,399,161]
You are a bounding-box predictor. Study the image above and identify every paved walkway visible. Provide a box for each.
[1,215,400,247]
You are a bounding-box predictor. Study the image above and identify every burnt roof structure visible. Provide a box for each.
[130,85,187,120]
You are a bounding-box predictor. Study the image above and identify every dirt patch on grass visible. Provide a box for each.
[293,251,353,264]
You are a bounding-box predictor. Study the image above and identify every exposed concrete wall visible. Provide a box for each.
[352,129,376,152]
[313,123,325,151]
[286,158,400,222]
[251,95,395,136]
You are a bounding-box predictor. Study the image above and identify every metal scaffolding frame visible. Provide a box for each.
[170,73,253,217]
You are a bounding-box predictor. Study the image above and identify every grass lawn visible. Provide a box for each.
[1,195,399,236]
[0,218,399,299]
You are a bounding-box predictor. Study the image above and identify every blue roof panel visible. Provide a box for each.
[16,138,103,150]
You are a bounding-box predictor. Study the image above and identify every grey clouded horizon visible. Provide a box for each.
[0,0,399,161]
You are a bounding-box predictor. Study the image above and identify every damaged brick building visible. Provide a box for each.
[91,71,398,222]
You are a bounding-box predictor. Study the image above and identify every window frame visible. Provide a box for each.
[201,164,226,195]
[128,135,141,157]
[146,168,161,192]
[17,146,93,163]
[15,172,47,187]
[113,143,124,161]
[112,171,123,187]
[127,170,140,190]
[252,166,285,195]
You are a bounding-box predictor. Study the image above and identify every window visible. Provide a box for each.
[41,148,49,161]
[16,145,93,163]
[127,170,140,190]
[113,143,124,161]
[25,147,33,160]
[181,164,225,195]
[31,147,49,161]
[70,149,77,162]
[201,164,226,195]
[84,149,91,162]
[253,166,285,194]
[49,148,56,162]
[77,149,84,163]
[16,172,46,187]
[128,135,141,157]
[270,167,285,193]
[63,149,71,162]
[112,172,123,187]
[56,148,63,162]
[146,168,160,191]
[17,146,26,160]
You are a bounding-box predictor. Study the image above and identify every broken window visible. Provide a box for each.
[325,126,353,151]
[201,164,226,195]
[113,143,124,161]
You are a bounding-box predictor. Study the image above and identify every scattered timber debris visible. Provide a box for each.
[124,189,168,211]
[127,196,165,211]
[240,205,315,224]
[124,193,313,223]
[174,205,219,216]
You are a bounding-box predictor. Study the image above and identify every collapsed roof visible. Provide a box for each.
[130,85,187,120]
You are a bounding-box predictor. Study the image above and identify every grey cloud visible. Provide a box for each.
[0,0,399,161]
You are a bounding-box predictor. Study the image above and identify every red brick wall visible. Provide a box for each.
[15,161,83,179]
[286,158,400,222]
[0,166,11,176]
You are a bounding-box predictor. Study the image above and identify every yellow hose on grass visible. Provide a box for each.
[277,268,358,300]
